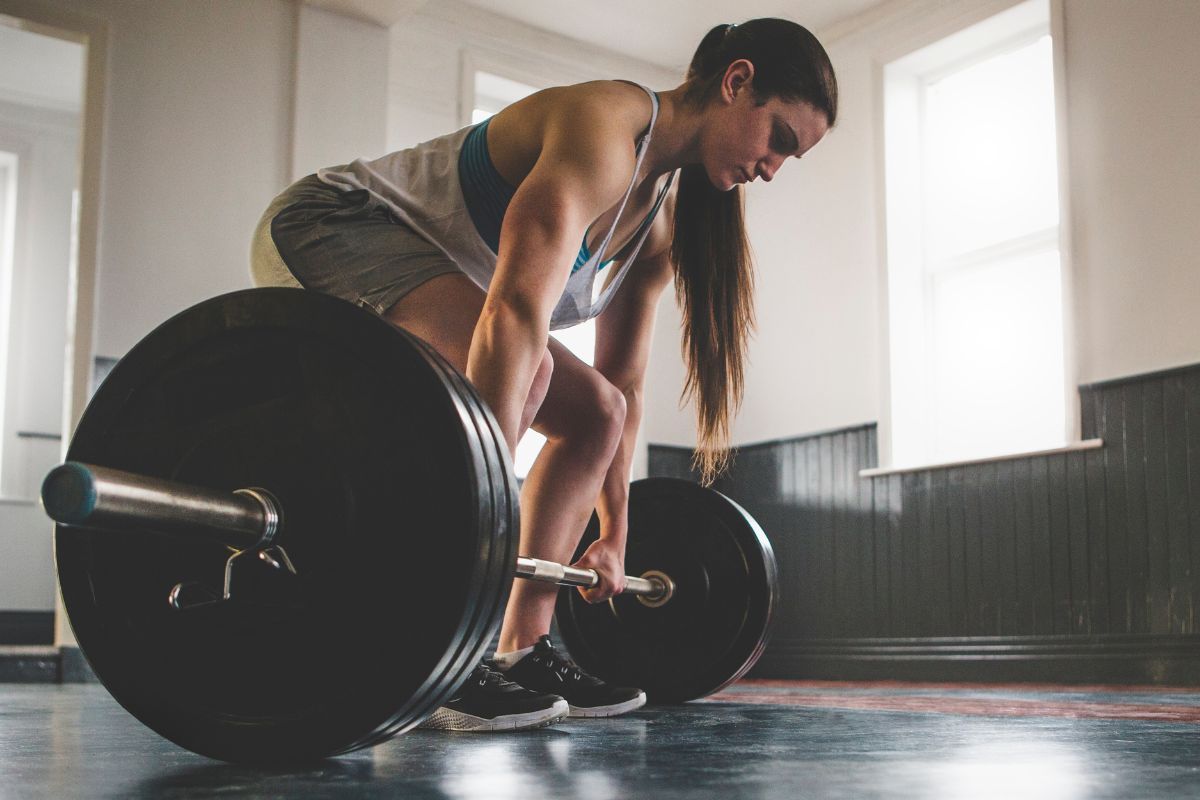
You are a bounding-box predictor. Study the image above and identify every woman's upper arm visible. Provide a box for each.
[485,104,637,326]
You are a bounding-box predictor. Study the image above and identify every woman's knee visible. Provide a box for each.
[594,380,627,439]
[545,375,626,453]
[578,379,626,462]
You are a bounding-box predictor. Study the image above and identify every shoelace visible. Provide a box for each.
[531,639,588,683]
[473,662,515,688]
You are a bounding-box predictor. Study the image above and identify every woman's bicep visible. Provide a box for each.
[486,113,636,323]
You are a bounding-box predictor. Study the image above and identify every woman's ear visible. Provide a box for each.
[721,59,756,104]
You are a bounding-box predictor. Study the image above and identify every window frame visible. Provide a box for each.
[875,0,1079,471]
[458,47,589,129]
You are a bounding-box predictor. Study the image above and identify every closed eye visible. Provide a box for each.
[771,120,800,155]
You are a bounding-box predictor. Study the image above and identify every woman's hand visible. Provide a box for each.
[571,537,627,603]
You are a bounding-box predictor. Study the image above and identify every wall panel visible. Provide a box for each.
[647,363,1200,683]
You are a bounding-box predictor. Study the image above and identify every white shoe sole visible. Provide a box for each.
[418,698,569,732]
[568,691,647,718]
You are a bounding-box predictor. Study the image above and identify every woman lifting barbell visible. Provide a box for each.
[250,19,837,731]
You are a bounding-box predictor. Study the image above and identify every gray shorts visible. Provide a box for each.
[250,174,461,315]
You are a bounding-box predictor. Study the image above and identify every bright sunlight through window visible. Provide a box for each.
[884,0,1065,468]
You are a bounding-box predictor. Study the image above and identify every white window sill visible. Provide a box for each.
[859,438,1104,478]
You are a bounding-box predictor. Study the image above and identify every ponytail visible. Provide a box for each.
[671,19,837,484]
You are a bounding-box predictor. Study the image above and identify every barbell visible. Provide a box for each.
[42,288,777,764]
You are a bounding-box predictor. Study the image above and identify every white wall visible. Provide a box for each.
[293,3,389,178]
[81,0,297,357]
[645,0,1200,451]
[1060,0,1200,383]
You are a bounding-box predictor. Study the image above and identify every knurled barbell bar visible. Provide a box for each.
[42,461,676,604]
[43,288,777,765]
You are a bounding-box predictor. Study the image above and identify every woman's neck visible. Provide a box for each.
[641,86,706,178]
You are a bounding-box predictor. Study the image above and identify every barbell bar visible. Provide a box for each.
[42,461,673,603]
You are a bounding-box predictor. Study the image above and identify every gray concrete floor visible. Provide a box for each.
[2,683,1200,798]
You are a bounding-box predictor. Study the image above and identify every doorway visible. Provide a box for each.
[0,15,85,645]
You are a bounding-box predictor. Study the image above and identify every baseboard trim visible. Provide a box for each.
[0,646,58,682]
[0,645,98,684]
[0,611,54,645]
[750,635,1200,685]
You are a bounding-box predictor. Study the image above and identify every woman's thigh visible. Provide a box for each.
[382,273,487,373]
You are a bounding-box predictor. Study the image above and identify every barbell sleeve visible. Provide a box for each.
[42,462,674,603]
[41,462,280,552]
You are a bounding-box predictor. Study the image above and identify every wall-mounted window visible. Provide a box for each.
[472,70,536,124]
[465,65,597,478]
[883,0,1067,468]
[0,150,16,482]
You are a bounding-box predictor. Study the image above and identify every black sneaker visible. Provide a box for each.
[417,662,568,732]
[502,636,646,718]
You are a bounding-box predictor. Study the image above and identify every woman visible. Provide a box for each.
[251,18,837,731]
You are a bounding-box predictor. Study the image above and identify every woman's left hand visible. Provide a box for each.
[571,537,627,604]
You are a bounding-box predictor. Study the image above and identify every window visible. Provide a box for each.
[472,70,537,124]
[467,68,597,478]
[883,0,1066,468]
[0,151,16,480]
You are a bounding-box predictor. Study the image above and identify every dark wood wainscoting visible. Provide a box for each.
[648,363,1200,684]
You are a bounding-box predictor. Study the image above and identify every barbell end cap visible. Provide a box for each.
[41,462,99,525]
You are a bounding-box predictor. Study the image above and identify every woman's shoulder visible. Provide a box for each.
[555,80,655,128]
[486,81,654,186]
[501,80,654,143]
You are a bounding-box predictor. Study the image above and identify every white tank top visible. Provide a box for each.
[316,82,674,330]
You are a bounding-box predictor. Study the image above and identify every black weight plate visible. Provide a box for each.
[354,330,520,750]
[56,288,515,763]
[555,478,778,703]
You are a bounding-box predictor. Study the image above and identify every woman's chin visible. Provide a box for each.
[704,168,741,192]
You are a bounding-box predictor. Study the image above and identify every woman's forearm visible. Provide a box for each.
[594,386,643,550]
[466,300,549,453]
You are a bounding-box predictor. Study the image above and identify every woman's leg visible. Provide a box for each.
[389,281,625,652]
[490,337,646,718]
[496,336,627,654]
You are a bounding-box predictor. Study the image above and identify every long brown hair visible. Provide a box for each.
[671,19,838,483]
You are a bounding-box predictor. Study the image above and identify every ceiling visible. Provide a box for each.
[456,0,884,68]
[306,0,886,68]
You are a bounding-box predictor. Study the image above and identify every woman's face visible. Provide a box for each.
[703,61,830,191]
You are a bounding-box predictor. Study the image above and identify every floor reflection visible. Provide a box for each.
[924,738,1091,799]
[2,684,1199,799]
